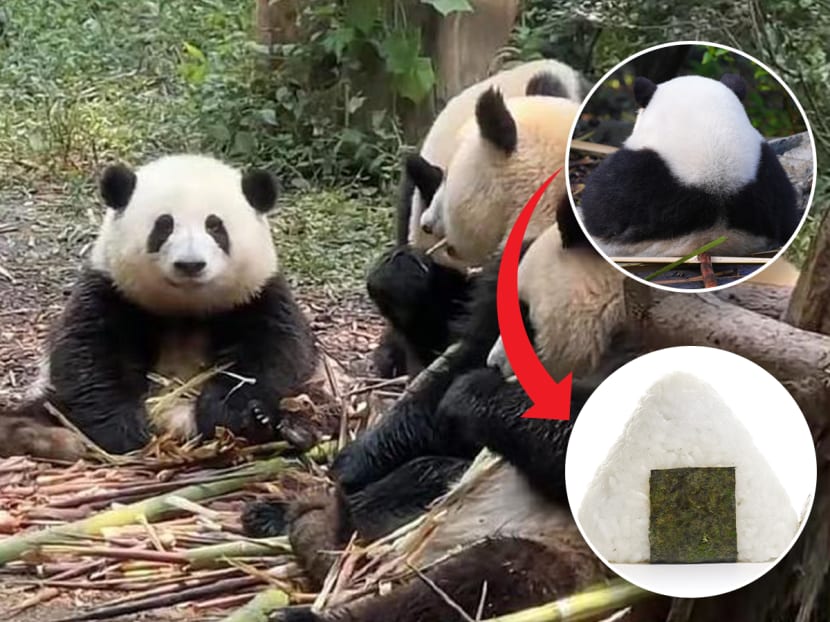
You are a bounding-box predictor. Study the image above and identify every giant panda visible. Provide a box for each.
[370,78,582,378]
[3,154,318,458]
[371,60,586,378]
[403,58,587,254]
[578,73,799,257]
[242,207,657,621]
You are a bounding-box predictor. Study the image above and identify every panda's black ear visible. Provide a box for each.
[100,163,136,211]
[526,72,566,98]
[556,194,589,249]
[405,155,443,205]
[633,77,657,108]
[242,169,280,213]
[476,88,517,155]
[720,73,747,102]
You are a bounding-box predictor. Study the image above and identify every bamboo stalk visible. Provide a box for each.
[219,587,290,622]
[480,580,649,622]
[613,256,770,264]
[55,574,263,621]
[185,537,291,569]
[0,456,291,566]
[569,140,619,156]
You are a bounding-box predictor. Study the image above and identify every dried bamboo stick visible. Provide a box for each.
[185,537,291,569]
[0,456,292,566]
[480,580,648,621]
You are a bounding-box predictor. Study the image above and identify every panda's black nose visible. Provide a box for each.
[174,260,206,277]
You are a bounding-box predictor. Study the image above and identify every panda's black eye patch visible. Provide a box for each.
[147,214,174,253]
[205,214,229,254]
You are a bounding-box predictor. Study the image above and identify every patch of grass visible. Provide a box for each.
[0,1,395,290]
[0,0,404,190]
[275,188,393,290]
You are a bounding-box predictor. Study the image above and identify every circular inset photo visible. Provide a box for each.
[565,346,816,599]
[566,42,816,291]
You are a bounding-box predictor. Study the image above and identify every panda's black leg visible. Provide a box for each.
[200,274,319,445]
[435,367,582,504]
[371,325,409,378]
[346,455,469,540]
[48,270,156,454]
[272,537,609,622]
[242,455,467,542]
[241,498,289,538]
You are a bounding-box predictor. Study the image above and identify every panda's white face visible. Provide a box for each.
[91,154,278,315]
[624,75,762,194]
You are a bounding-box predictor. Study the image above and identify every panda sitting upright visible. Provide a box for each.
[578,73,799,257]
[9,154,318,457]
[370,60,586,378]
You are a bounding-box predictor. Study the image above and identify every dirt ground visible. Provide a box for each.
[0,187,386,620]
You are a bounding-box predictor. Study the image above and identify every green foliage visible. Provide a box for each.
[509,0,830,267]
[0,0,467,191]
[691,46,804,138]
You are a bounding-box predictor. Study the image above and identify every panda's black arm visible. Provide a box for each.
[212,274,318,387]
[367,246,473,373]
[332,255,505,493]
[48,269,156,454]
[437,367,593,504]
[197,274,318,440]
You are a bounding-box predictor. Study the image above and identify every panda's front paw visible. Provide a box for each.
[196,379,279,444]
[241,499,288,537]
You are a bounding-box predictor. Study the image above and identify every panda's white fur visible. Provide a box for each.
[625,75,762,194]
[749,256,800,286]
[486,230,799,379]
[438,96,579,266]
[410,59,585,259]
[486,225,625,379]
[91,154,277,316]
[87,154,285,442]
[403,451,575,567]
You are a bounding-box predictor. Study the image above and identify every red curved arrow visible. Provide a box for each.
[496,168,572,420]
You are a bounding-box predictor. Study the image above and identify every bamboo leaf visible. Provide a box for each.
[644,236,728,281]
[220,588,290,622]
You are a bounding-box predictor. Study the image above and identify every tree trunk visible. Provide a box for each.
[626,211,830,621]
[432,0,521,105]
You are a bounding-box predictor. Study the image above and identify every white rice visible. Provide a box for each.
[577,371,798,563]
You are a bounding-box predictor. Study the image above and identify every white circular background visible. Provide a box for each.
[565,346,816,598]
[564,41,818,294]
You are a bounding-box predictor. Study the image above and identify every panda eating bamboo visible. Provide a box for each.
[1,154,320,459]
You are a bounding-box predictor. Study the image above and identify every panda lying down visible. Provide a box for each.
[242,195,651,620]
[1,154,320,459]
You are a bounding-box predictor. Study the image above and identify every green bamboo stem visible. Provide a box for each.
[482,580,649,622]
[220,588,290,622]
[644,236,727,281]
[0,456,291,566]
[185,536,291,569]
